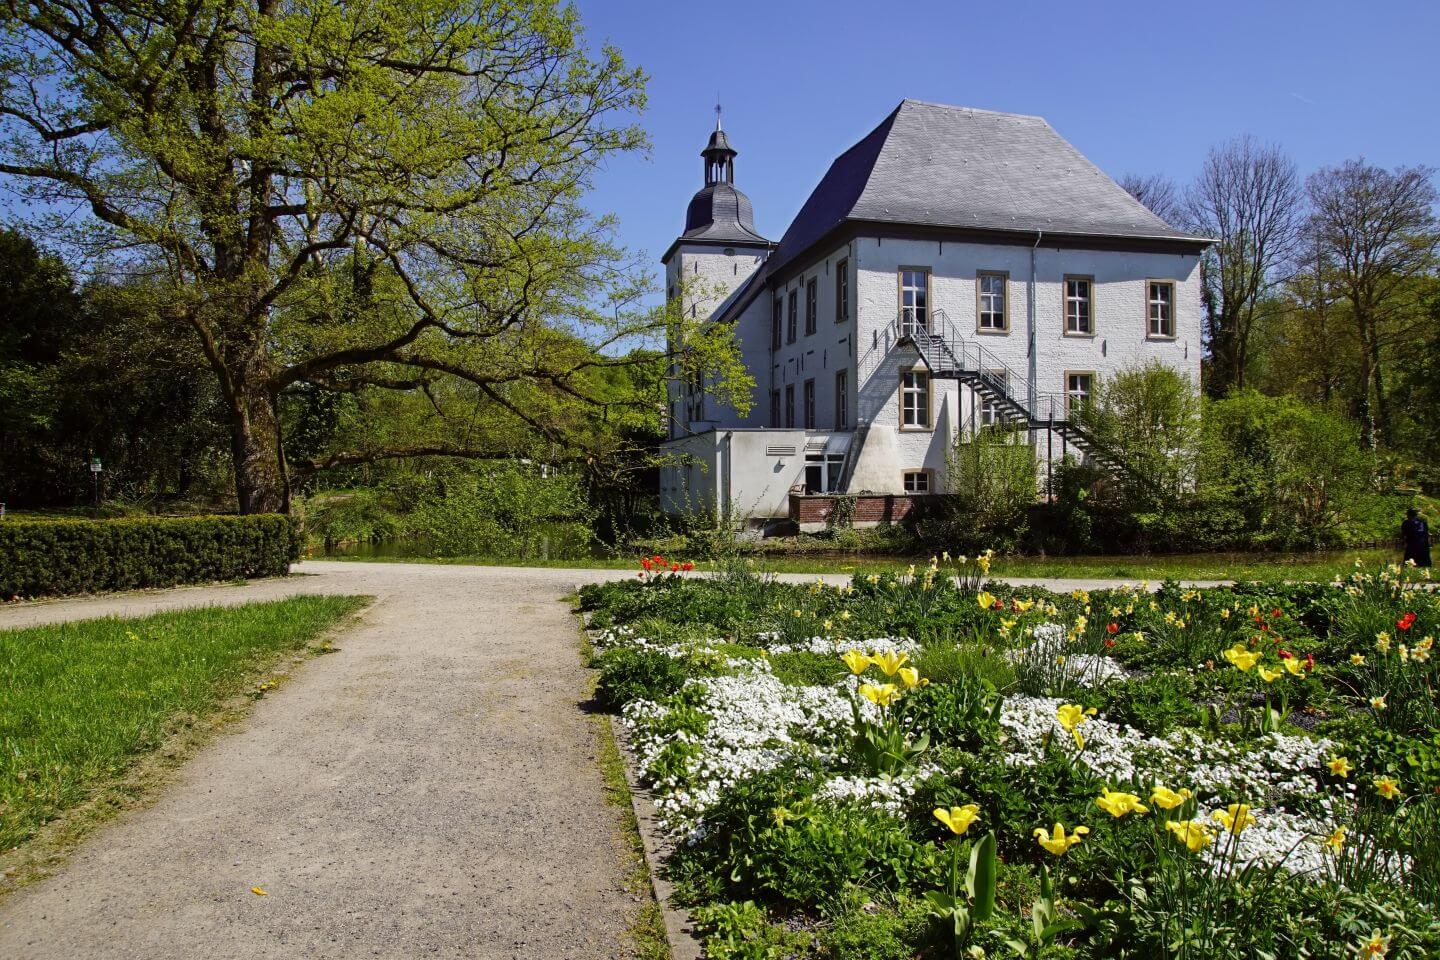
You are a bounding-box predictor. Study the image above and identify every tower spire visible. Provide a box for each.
[701,108,736,185]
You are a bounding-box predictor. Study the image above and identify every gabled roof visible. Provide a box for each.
[766,99,1209,280]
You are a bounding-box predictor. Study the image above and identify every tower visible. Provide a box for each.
[661,111,772,324]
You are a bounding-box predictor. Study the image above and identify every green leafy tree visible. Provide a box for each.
[1075,361,1202,507]
[0,0,741,513]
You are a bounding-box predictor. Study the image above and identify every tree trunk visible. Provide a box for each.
[230,380,289,514]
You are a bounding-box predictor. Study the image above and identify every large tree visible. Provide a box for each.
[1184,136,1304,397]
[1305,159,1439,447]
[0,0,731,513]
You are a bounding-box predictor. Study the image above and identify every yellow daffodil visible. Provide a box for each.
[976,590,996,610]
[1013,598,1034,613]
[839,610,851,621]
[1211,803,1256,835]
[934,804,981,836]
[1222,643,1261,672]
[792,609,803,618]
[1166,819,1215,852]
[1359,930,1389,958]
[897,666,924,689]
[1324,826,1346,853]
[1281,656,1305,676]
[822,619,833,632]
[1220,607,1231,619]
[1350,653,1366,665]
[1370,695,1387,710]
[976,551,992,574]
[1257,665,1282,683]
[841,650,872,675]
[1149,784,1193,810]
[1375,633,1391,653]
[870,649,909,677]
[1055,704,1097,750]
[1373,775,1402,800]
[1033,822,1088,856]
[866,574,880,584]
[1095,789,1149,818]
[1398,644,1410,662]
[859,682,899,707]
[1327,755,1352,778]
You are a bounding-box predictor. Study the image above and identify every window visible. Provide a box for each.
[694,391,704,422]
[978,271,1008,331]
[804,453,845,493]
[899,269,928,335]
[900,369,931,429]
[1147,281,1175,338]
[835,259,850,323]
[787,289,798,343]
[1065,372,1094,417]
[771,297,783,349]
[803,379,816,429]
[835,369,849,430]
[902,470,931,494]
[784,384,795,428]
[979,368,1008,427]
[805,278,817,336]
[1064,276,1093,335]
[769,390,780,428]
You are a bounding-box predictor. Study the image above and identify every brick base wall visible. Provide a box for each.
[789,493,933,526]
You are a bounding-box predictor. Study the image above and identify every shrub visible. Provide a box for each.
[0,514,297,597]
[593,647,693,711]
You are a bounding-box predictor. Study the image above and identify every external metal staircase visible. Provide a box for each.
[890,310,1135,485]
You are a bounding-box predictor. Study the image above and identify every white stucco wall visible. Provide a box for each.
[659,429,849,520]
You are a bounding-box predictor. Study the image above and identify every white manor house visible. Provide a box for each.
[659,99,1209,523]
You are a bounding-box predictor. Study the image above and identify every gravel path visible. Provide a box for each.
[0,562,637,960]
[0,561,1212,959]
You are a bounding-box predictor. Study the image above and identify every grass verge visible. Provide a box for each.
[0,595,369,895]
[315,546,1401,583]
[574,604,671,960]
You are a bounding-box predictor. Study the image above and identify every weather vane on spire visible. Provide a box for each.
[714,97,722,130]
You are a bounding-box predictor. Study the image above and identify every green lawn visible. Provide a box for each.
[316,546,1402,583]
[0,595,367,855]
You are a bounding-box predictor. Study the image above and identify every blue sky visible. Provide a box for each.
[576,0,1439,280]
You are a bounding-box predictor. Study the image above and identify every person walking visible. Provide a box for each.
[1401,507,1432,568]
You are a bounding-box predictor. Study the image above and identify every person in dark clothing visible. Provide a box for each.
[1401,508,1432,568]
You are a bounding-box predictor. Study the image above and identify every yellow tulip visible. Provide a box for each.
[934,804,981,836]
[1095,789,1148,818]
[859,682,899,707]
[976,591,996,611]
[1211,803,1256,835]
[1033,822,1088,856]
[1222,643,1261,672]
[897,666,923,689]
[1149,784,1192,810]
[1327,755,1352,778]
[1324,826,1346,853]
[1359,931,1389,958]
[1165,819,1215,853]
[1055,704,1097,750]
[870,649,909,677]
[1013,598,1034,612]
[1281,657,1305,676]
[1257,665,1282,683]
[841,650,872,675]
[1373,775,1402,800]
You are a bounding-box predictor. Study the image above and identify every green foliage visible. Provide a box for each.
[0,595,364,851]
[1076,360,1202,509]
[0,515,297,598]
[402,465,595,558]
[941,424,1038,551]
[690,900,812,960]
[593,647,695,712]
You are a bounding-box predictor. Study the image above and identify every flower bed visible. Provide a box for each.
[580,557,1440,959]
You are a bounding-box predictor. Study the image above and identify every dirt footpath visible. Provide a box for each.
[0,562,638,960]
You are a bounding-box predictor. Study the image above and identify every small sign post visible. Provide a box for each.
[89,457,103,508]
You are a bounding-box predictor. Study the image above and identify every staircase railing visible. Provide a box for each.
[887,311,1149,490]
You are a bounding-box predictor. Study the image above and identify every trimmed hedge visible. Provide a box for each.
[0,515,298,598]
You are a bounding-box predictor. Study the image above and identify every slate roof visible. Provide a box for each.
[765,99,1208,280]
[683,181,768,244]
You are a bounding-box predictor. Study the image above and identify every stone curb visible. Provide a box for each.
[608,715,704,960]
